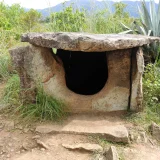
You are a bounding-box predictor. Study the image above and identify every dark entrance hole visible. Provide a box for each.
[57,49,108,95]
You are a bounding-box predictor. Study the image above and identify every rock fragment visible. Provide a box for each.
[36,140,49,150]
[62,143,103,152]
[149,122,160,141]
[104,146,119,160]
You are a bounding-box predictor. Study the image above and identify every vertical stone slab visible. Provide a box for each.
[9,45,56,104]
[9,46,36,103]
[131,47,144,111]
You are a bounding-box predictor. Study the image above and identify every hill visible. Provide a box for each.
[37,0,157,18]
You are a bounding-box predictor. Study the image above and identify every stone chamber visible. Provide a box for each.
[9,32,160,113]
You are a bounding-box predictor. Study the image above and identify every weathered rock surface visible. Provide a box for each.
[104,146,119,160]
[131,47,144,111]
[93,153,106,160]
[149,122,160,141]
[21,32,160,52]
[35,120,129,143]
[62,143,103,152]
[129,130,147,143]
[36,140,49,150]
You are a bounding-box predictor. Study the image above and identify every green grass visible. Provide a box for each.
[125,109,160,127]
[1,75,67,122]
[15,83,67,122]
[3,74,20,105]
[0,53,11,81]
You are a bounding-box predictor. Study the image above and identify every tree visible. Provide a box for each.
[113,2,129,19]
[49,5,86,32]
[88,2,133,34]
[0,3,24,30]
[20,9,42,32]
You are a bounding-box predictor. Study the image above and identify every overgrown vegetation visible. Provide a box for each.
[121,0,160,62]
[1,75,66,122]
[3,74,20,105]
[0,53,11,80]
[143,63,160,123]
[15,84,67,122]
[0,0,160,124]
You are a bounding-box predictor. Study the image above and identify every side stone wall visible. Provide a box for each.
[131,47,144,111]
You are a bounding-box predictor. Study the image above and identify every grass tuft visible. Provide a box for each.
[0,53,11,81]
[3,74,20,105]
[15,83,67,122]
[1,75,67,122]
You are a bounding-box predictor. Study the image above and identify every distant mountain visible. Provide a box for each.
[37,0,158,18]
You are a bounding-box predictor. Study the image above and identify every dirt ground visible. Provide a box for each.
[0,115,92,160]
[1,82,160,160]
[0,115,160,160]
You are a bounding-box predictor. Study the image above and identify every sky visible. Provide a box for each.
[0,0,69,9]
[0,0,159,9]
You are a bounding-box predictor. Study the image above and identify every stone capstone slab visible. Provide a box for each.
[35,121,129,143]
[21,32,160,52]
[62,143,103,152]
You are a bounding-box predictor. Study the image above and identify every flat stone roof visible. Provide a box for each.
[21,32,160,52]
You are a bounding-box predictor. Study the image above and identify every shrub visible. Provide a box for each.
[121,0,160,62]
[143,63,160,123]
[49,5,86,32]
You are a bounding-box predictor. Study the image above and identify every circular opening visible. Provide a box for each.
[57,49,108,95]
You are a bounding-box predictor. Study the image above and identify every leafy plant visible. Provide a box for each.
[20,9,42,32]
[121,0,160,62]
[49,5,86,32]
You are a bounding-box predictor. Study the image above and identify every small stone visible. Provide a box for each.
[62,143,103,152]
[1,150,6,155]
[32,135,41,139]
[149,122,160,141]
[36,140,49,150]
[16,151,21,154]
[0,123,4,129]
[24,128,29,133]
[5,121,14,131]
[104,146,119,160]
[10,149,14,152]
[139,132,147,143]
[130,134,134,141]
[40,148,45,151]
[8,143,12,147]
[93,153,106,160]
[35,126,54,134]
[30,128,34,132]
[16,125,23,130]
[6,154,10,158]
